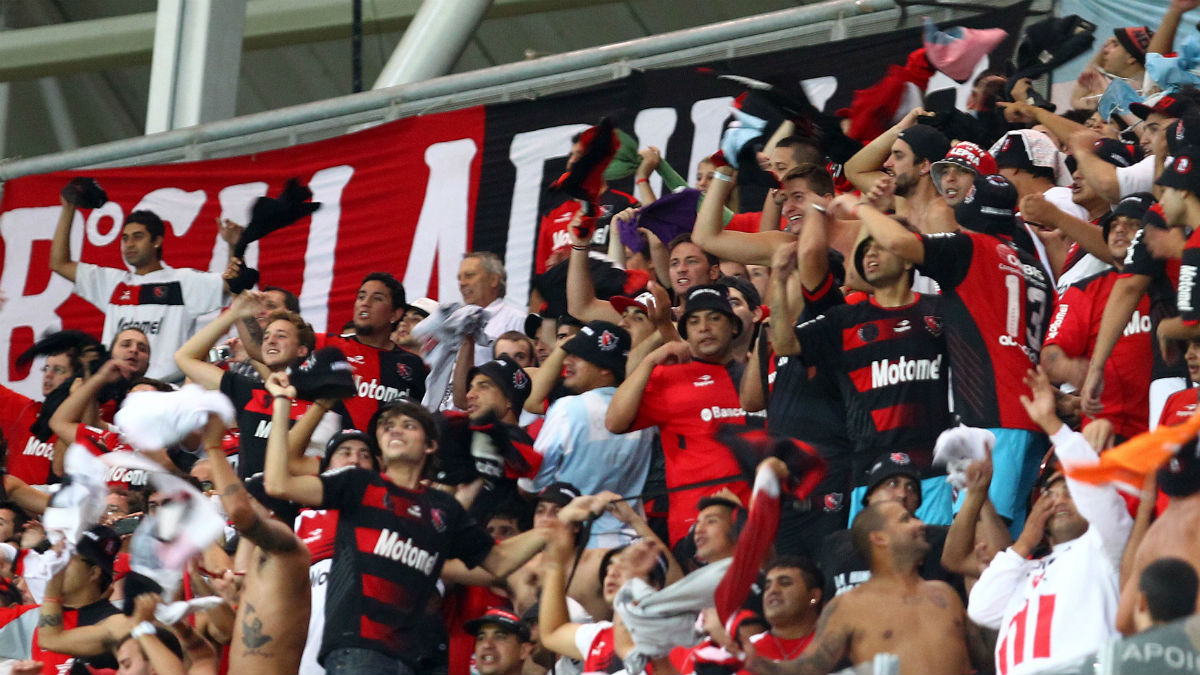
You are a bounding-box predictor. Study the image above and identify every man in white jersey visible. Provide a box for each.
[967,367,1133,675]
[50,196,230,382]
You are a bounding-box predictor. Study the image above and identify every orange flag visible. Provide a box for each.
[1064,412,1200,494]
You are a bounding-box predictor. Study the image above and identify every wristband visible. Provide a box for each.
[811,203,827,214]
[131,621,156,639]
[636,178,650,184]
[713,172,734,183]
[43,597,61,605]
[571,244,590,251]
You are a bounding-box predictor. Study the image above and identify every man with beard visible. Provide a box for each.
[751,500,981,675]
[748,556,824,663]
[844,108,954,234]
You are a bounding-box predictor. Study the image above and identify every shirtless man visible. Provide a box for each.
[201,414,310,675]
[751,500,983,674]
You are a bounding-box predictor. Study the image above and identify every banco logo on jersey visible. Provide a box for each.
[870,355,942,388]
[372,529,439,575]
[699,405,744,422]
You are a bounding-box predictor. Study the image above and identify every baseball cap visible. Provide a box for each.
[862,452,923,507]
[1113,26,1153,65]
[76,525,120,573]
[562,321,631,381]
[407,298,438,318]
[1143,202,1170,229]
[321,429,375,472]
[1130,92,1190,121]
[716,275,761,311]
[467,356,532,411]
[1156,150,1200,194]
[677,285,741,339]
[464,607,532,642]
[1066,138,1138,176]
[536,482,581,507]
[896,124,951,163]
[1100,192,1155,240]
[610,290,655,316]
[953,174,1019,237]
[931,142,998,194]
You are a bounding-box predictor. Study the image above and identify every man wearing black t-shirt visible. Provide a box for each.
[842,174,1055,531]
[791,232,953,524]
[263,378,550,675]
[176,291,336,478]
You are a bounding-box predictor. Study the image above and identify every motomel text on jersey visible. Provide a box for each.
[117,317,162,335]
[23,437,53,458]
[356,377,407,402]
[372,529,439,575]
[1179,265,1196,313]
[1124,310,1152,337]
[871,355,942,388]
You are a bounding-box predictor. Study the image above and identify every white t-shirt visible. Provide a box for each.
[73,262,226,381]
[1117,155,1155,199]
[475,297,529,366]
[967,427,1132,675]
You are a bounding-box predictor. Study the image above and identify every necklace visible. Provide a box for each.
[770,632,807,661]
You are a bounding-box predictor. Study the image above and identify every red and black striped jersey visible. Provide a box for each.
[796,293,952,462]
[314,333,428,430]
[917,230,1055,431]
[316,467,493,667]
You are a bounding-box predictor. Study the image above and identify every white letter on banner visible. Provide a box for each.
[300,165,354,333]
[633,108,678,197]
[208,183,268,274]
[505,124,589,303]
[85,202,125,248]
[132,188,206,240]
[0,207,82,397]
[688,97,733,185]
[403,139,477,302]
[800,77,838,112]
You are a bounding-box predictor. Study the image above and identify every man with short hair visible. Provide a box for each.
[755,500,981,674]
[50,195,230,381]
[459,253,532,364]
[264,387,551,674]
[492,331,537,368]
[969,367,1132,675]
[529,321,652,548]
[466,608,534,675]
[819,453,956,599]
[0,348,79,486]
[692,493,741,565]
[666,235,720,302]
[716,276,763,365]
[931,141,998,207]
[749,556,824,662]
[607,284,752,544]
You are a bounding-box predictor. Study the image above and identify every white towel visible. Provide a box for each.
[114,385,235,452]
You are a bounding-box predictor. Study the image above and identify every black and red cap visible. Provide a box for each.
[464,607,532,642]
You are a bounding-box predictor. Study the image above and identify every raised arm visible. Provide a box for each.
[942,459,1010,578]
[37,571,133,655]
[261,373,325,507]
[203,413,302,554]
[692,165,791,266]
[1148,0,1199,56]
[526,345,567,415]
[844,107,924,194]
[451,335,476,410]
[49,359,133,448]
[838,195,925,264]
[538,520,585,660]
[1000,101,1089,150]
[1069,129,1123,204]
[768,243,803,357]
[634,148,660,205]
[49,198,78,282]
[1019,193,1113,264]
[175,292,264,390]
[283,400,336,477]
[479,527,548,578]
[605,341,685,434]
[566,210,623,323]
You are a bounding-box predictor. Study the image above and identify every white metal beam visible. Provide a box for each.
[146,0,247,134]
[36,78,79,150]
[373,0,493,89]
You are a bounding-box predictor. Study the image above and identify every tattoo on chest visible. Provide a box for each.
[240,603,274,656]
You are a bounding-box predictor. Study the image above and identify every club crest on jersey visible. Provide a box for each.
[923,315,943,336]
[513,369,529,390]
[598,330,618,351]
[431,507,447,533]
[858,323,879,343]
[153,286,165,298]
[823,493,844,512]
[397,363,412,379]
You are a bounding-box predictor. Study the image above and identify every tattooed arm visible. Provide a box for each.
[36,574,135,656]
[750,595,852,674]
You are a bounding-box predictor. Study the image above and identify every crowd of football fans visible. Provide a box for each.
[4,2,1200,674]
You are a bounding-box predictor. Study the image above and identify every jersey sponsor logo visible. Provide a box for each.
[1124,310,1152,337]
[1125,229,1143,266]
[371,528,439,574]
[869,355,943,388]
[310,568,328,587]
[699,405,745,422]
[255,420,273,438]
[345,354,366,365]
[1179,265,1197,313]
[105,466,150,486]
[356,377,408,403]
[22,436,53,459]
[998,334,1021,347]
[407,505,422,518]
[693,374,715,387]
[1046,304,1070,340]
[116,317,162,335]
[894,319,911,333]
[552,229,573,250]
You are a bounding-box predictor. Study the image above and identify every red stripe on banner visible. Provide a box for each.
[870,403,918,432]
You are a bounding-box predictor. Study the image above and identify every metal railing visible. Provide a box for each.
[0,0,1022,180]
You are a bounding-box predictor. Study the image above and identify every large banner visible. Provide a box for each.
[0,2,1027,397]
